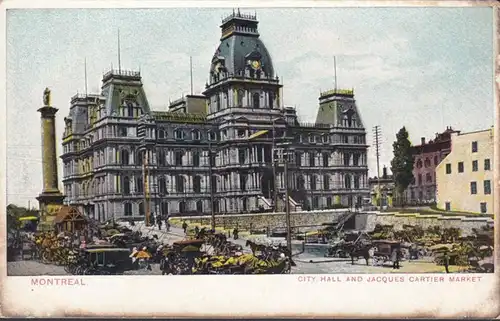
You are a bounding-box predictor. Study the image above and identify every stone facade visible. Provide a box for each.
[60,12,369,221]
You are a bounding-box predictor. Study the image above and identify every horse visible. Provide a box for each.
[245,240,267,256]
[347,243,373,266]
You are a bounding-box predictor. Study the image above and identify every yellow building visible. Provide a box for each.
[436,128,494,214]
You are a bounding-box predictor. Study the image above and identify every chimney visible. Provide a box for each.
[383,166,388,179]
[421,137,426,145]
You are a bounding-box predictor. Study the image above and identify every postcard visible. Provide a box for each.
[1,0,498,318]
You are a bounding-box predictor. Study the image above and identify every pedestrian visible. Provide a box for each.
[443,250,450,273]
[182,221,188,234]
[233,227,239,240]
[391,248,398,270]
[194,226,200,237]
[158,219,163,231]
[150,213,156,228]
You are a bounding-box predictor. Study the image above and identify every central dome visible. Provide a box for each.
[209,11,275,78]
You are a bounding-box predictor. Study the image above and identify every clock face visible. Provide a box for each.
[250,60,261,70]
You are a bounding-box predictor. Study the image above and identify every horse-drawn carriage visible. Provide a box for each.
[67,248,133,275]
[371,240,403,265]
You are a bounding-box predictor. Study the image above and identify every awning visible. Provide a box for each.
[248,130,269,140]
[19,216,38,221]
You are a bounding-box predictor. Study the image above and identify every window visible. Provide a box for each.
[123,176,130,195]
[211,175,217,193]
[192,151,200,167]
[484,180,491,195]
[296,175,305,190]
[445,163,452,174]
[472,160,478,172]
[269,92,274,109]
[118,126,127,137]
[238,148,246,165]
[193,176,202,193]
[424,158,431,168]
[354,176,360,189]
[196,200,203,213]
[416,159,423,168]
[309,135,315,143]
[237,89,244,107]
[126,102,134,117]
[135,176,143,193]
[322,153,329,167]
[208,130,216,141]
[237,129,246,138]
[176,176,185,193]
[322,135,328,143]
[120,150,129,165]
[175,151,183,166]
[344,174,351,189]
[192,130,201,141]
[240,175,247,191]
[158,130,165,139]
[309,153,315,167]
[470,181,477,195]
[252,93,260,108]
[124,203,132,216]
[480,202,487,214]
[174,129,184,140]
[326,197,332,208]
[179,201,186,213]
[425,173,432,183]
[323,175,330,190]
[472,141,478,153]
[311,175,317,190]
[445,202,451,211]
[160,202,168,216]
[458,162,464,173]
[417,174,422,185]
[138,202,145,216]
[353,154,360,166]
[434,155,438,165]
[484,159,491,171]
[157,150,165,166]
[158,177,167,195]
[343,153,350,166]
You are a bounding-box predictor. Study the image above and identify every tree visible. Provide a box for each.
[390,127,415,206]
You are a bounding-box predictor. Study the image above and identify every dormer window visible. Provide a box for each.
[192,130,201,141]
[174,129,184,140]
[126,101,134,117]
[207,130,216,141]
[309,135,315,143]
[322,135,328,143]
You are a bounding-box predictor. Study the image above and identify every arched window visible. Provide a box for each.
[240,174,247,191]
[174,129,184,140]
[179,201,186,213]
[269,92,274,109]
[192,130,201,141]
[193,176,202,193]
[426,173,432,183]
[157,149,165,166]
[322,152,329,167]
[296,175,305,190]
[323,175,330,190]
[126,101,134,117]
[192,151,200,167]
[252,93,260,108]
[354,176,360,188]
[416,159,423,168]
[135,176,143,193]
[309,153,315,167]
[237,89,244,107]
[175,151,183,166]
[160,201,169,216]
[238,148,246,164]
[344,174,351,189]
[311,175,317,190]
[242,198,248,212]
[424,158,431,168]
[216,94,221,111]
[123,176,130,194]
[124,203,132,216]
[138,202,144,216]
[176,176,185,193]
[120,149,129,165]
[196,200,203,213]
[158,176,166,195]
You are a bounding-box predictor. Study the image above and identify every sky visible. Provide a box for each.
[6,6,494,208]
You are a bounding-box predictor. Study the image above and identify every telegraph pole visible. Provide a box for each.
[373,126,382,211]
[277,137,293,267]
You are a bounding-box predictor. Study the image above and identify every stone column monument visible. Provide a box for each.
[36,87,65,221]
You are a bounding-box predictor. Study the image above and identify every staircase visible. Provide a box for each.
[276,195,302,212]
[257,196,272,210]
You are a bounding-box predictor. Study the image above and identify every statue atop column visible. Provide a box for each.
[43,87,51,106]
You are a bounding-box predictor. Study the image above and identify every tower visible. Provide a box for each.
[36,87,65,219]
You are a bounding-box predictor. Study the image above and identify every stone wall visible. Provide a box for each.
[172,209,348,229]
[361,212,493,236]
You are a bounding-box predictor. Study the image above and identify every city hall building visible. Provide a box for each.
[60,12,370,221]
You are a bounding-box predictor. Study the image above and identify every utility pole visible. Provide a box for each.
[272,121,278,212]
[373,125,382,211]
[143,150,150,226]
[190,56,193,96]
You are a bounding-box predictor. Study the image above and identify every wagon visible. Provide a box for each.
[371,240,401,264]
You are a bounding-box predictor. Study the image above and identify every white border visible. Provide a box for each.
[0,0,498,318]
